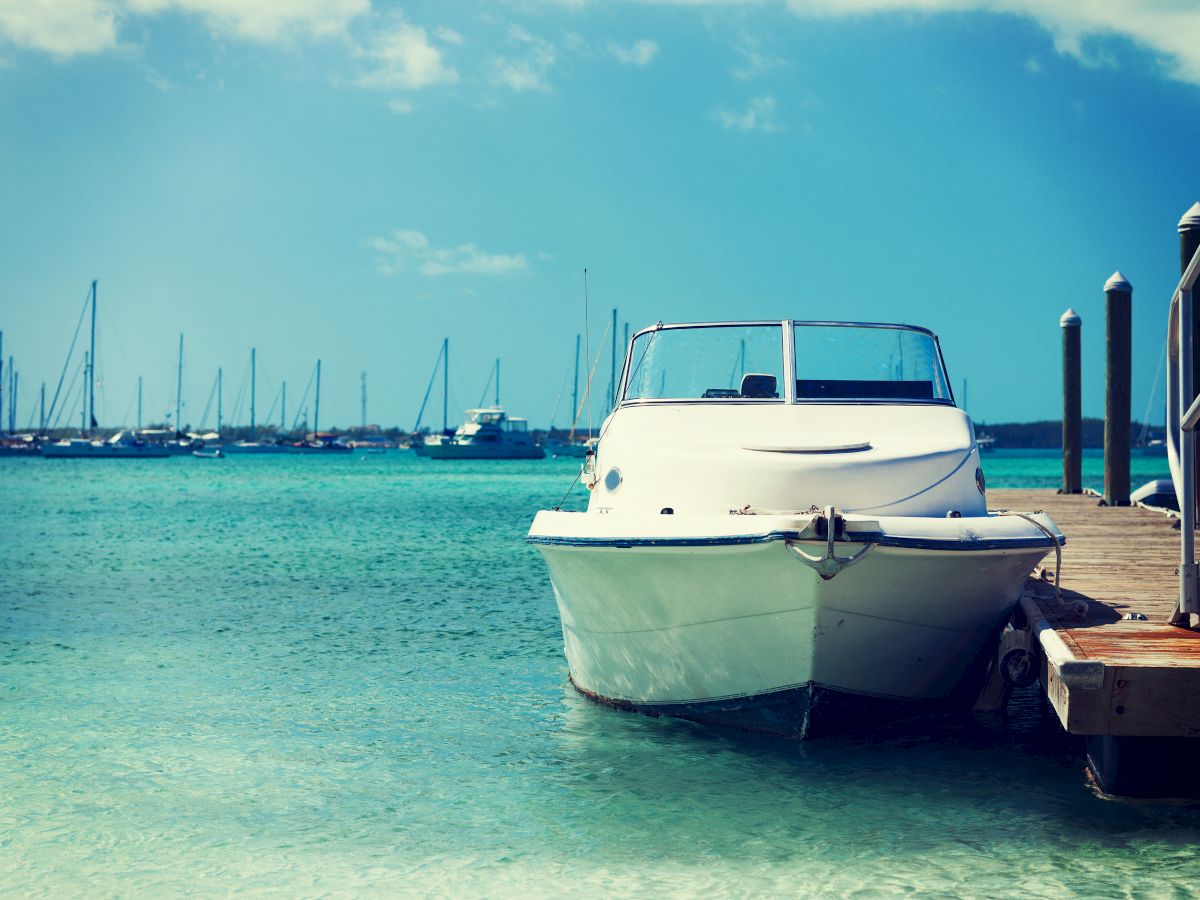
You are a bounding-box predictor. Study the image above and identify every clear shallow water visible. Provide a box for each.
[2,450,1196,896]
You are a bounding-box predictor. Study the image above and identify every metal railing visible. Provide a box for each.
[1167,243,1200,616]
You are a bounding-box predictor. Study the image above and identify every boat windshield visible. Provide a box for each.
[622,322,952,404]
[625,324,785,401]
[793,323,951,402]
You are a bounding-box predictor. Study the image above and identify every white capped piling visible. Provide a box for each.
[1104,271,1133,506]
[1061,308,1082,494]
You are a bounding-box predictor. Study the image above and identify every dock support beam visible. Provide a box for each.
[1061,308,1082,494]
[1104,272,1133,507]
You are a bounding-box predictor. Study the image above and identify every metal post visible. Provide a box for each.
[1181,284,1197,614]
[314,359,321,434]
[1183,203,1200,405]
[1061,308,1082,494]
[250,347,256,438]
[1104,271,1132,506]
[88,280,96,434]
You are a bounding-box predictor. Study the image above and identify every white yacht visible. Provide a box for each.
[43,431,169,459]
[422,408,545,460]
[528,320,1062,738]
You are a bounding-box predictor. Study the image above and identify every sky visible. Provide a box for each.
[1,0,1200,432]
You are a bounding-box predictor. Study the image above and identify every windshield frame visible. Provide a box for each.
[618,320,956,407]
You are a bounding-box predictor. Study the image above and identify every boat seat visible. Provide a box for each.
[795,379,934,400]
[740,374,778,399]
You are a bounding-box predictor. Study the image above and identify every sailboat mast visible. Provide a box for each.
[610,307,617,409]
[361,370,367,430]
[175,333,183,432]
[39,381,45,434]
[281,381,286,432]
[137,376,143,430]
[250,347,256,438]
[442,337,449,433]
[0,332,4,434]
[217,368,223,434]
[88,280,96,434]
[81,353,88,433]
[572,334,580,434]
[314,359,321,434]
[495,358,500,407]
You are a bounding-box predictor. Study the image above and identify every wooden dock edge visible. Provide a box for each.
[1018,595,1200,799]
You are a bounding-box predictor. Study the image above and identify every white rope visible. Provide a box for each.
[990,508,1073,613]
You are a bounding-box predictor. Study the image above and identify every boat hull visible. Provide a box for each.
[530,515,1056,737]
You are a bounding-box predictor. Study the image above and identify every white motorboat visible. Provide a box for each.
[43,431,169,459]
[528,320,1062,738]
[422,408,545,460]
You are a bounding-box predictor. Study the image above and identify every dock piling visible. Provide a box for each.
[1104,271,1133,506]
[1061,308,1082,494]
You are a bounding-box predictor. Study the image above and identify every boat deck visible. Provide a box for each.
[991,489,1200,741]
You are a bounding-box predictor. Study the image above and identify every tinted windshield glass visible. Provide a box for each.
[625,325,784,401]
[793,324,951,402]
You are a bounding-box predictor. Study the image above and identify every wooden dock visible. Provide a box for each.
[991,489,1200,797]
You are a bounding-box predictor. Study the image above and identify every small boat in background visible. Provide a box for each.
[192,448,224,459]
[43,431,169,459]
[422,408,545,459]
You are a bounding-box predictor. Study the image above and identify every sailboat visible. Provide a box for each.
[224,348,291,453]
[41,281,168,459]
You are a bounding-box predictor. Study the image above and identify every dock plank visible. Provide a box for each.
[989,489,1200,737]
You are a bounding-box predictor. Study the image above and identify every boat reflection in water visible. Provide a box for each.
[529,320,1062,738]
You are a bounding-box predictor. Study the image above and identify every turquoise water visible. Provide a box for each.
[3,450,1198,896]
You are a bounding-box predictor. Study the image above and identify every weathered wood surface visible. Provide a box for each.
[991,489,1200,736]
[991,488,1179,621]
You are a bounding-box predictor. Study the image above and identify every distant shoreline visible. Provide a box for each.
[977,418,1163,449]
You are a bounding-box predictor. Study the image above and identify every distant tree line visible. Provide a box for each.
[978,418,1164,449]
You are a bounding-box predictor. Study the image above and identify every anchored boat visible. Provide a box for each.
[422,408,545,460]
[528,320,1062,738]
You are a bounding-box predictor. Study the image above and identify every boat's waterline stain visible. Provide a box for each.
[2,450,1197,896]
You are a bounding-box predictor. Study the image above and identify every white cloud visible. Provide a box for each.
[387,97,414,113]
[354,15,459,90]
[434,25,462,45]
[0,0,117,58]
[368,229,529,277]
[731,32,785,79]
[608,38,658,65]
[782,0,1200,84]
[714,94,780,132]
[126,0,368,42]
[491,25,555,91]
